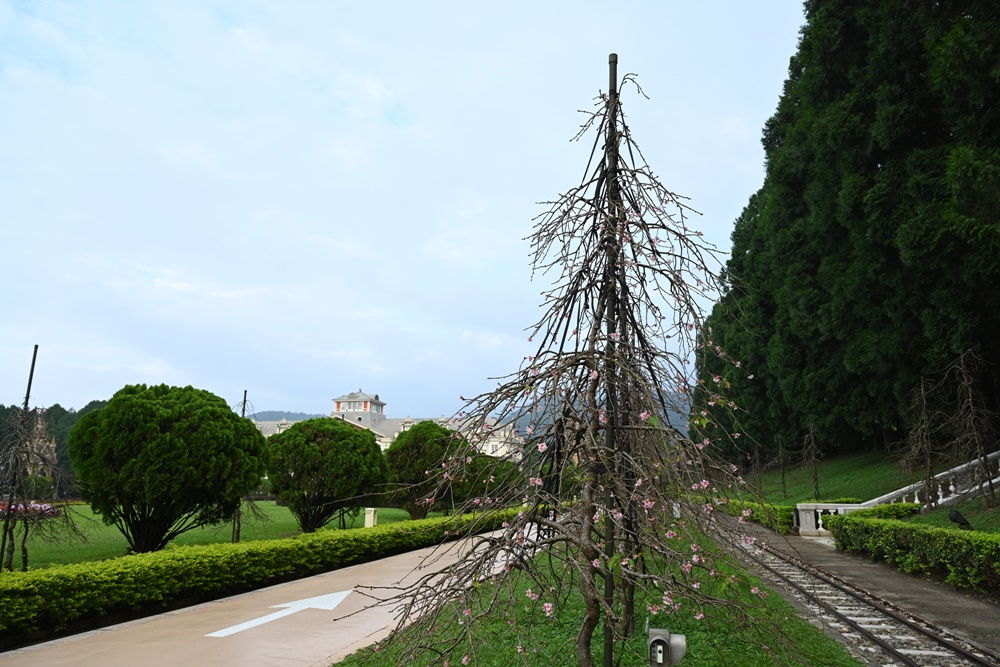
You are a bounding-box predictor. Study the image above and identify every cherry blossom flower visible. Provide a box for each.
[639,411,650,421]
[695,612,704,620]
[589,369,599,380]
[537,442,547,453]
[543,602,553,617]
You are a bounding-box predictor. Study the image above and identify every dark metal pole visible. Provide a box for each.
[21,345,39,413]
[603,52,621,667]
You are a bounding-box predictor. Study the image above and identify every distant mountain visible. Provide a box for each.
[254,410,326,421]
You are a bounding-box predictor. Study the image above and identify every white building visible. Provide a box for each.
[256,389,517,457]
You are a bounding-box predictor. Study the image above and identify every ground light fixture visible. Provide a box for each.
[648,627,686,665]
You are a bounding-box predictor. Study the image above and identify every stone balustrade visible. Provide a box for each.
[794,450,1000,537]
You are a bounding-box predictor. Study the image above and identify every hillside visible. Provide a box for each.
[254,410,325,421]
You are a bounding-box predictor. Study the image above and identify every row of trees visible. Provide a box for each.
[59,384,510,554]
[1,374,518,564]
[698,0,1000,468]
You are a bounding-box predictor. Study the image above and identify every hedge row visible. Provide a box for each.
[824,505,1000,591]
[714,498,796,534]
[0,511,512,639]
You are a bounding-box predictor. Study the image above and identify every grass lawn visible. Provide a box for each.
[905,496,1000,534]
[752,451,929,505]
[21,503,427,569]
[745,450,1000,535]
[337,544,862,667]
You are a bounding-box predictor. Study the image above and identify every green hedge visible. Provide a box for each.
[825,505,1000,591]
[0,511,512,639]
[715,498,796,534]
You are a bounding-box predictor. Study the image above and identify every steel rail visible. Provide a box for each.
[758,543,1000,667]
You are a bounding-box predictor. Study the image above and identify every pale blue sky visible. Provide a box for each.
[1,1,805,417]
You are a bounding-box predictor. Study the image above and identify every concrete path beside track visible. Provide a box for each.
[747,525,1000,656]
[0,538,474,667]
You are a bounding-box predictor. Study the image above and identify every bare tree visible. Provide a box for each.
[898,377,949,507]
[801,424,821,501]
[943,349,999,508]
[0,346,82,571]
[352,56,783,667]
[230,390,271,543]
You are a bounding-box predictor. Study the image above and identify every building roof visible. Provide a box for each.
[332,389,384,405]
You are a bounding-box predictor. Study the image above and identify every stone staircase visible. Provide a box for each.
[795,450,1000,537]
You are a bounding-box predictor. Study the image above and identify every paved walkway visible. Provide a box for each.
[0,538,473,667]
[750,526,1000,656]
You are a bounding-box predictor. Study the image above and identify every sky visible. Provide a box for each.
[0,1,806,419]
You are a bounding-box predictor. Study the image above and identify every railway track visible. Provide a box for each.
[738,541,1000,667]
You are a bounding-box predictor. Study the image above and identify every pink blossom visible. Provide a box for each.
[592,559,600,568]
[598,411,607,424]
[537,442,547,453]
[462,655,469,666]
[681,562,692,573]
[695,612,704,620]
[609,332,620,341]
[639,411,650,422]
[543,602,553,617]
[666,530,677,539]
[589,369,599,380]
[644,499,655,510]
[526,589,539,600]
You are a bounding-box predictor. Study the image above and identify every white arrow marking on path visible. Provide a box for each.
[206,590,353,637]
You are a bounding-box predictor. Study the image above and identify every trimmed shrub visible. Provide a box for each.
[714,498,796,534]
[825,506,1000,591]
[0,510,513,640]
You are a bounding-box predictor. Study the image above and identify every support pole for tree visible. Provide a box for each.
[602,52,623,667]
[232,389,248,543]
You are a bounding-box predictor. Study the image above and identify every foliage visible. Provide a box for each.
[385,421,469,520]
[67,384,269,553]
[0,511,513,641]
[825,510,1000,590]
[268,418,389,533]
[714,498,796,534]
[699,0,1000,462]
